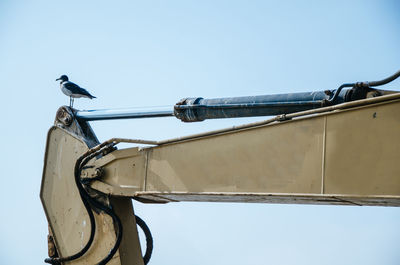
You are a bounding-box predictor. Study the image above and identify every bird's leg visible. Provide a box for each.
[71,98,74,108]
[69,97,72,107]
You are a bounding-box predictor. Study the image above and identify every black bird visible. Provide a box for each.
[56,75,96,107]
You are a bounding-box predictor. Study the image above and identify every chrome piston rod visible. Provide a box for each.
[75,107,174,121]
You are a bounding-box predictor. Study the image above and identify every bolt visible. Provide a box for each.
[94,168,104,178]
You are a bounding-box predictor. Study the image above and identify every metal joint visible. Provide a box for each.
[174,97,205,122]
[277,114,291,121]
[80,166,106,185]
[55,106,73,126]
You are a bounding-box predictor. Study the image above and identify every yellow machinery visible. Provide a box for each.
[41,71,400,264]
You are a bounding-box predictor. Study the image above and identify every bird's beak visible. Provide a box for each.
[56,78,60,81]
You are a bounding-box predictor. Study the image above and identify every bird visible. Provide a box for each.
[56,75,96,107]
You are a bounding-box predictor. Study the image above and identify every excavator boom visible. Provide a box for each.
[40,70,400,264]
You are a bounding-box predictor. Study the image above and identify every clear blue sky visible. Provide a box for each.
[1,1,400,264]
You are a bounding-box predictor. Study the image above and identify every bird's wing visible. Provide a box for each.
[64,82,95,98]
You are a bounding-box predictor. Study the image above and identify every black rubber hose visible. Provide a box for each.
[45,142,152,265]
[96,206,123,265]
[368,69,400,87]
[135,215,153,264]
[75,144,123,265]
[327,83,354,104]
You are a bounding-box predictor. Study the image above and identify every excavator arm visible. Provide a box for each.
[40,71,400,264]
[81,93,400,206]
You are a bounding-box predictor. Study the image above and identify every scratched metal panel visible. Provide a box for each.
[146,117,325,194]
[40,127,122,265]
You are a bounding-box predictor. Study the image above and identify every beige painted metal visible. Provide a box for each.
[324,101,400,196]
[41,127,144,265]
[88,98,400,206]
[41,96,400,265]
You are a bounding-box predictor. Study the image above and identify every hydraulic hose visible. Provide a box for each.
[328,69,400,104]
[135,215,153,264]
[45,141,153,265]
[368,69,400,87]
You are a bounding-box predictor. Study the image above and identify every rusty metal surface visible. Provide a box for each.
[47,227,58,258]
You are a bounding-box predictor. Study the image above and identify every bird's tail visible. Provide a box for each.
[90,96,97,99]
